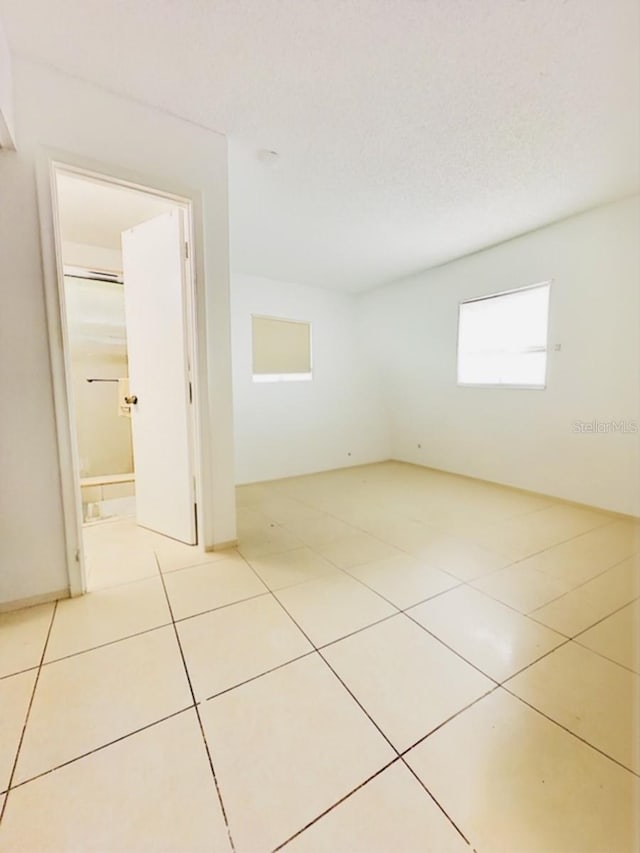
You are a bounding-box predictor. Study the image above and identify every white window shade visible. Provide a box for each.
[457,283,550,387]
[252,315,312,378]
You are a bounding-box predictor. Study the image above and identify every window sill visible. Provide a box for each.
[457,382,546,390]
[252,373,313,383]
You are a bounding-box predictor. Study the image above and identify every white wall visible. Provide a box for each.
[231,273,389,483]
[360,196,640,516]
[0,18,15,148]
[0,56,235,606]
[64,273,133,478]
[69,351,133,477]
[62,241,122,272]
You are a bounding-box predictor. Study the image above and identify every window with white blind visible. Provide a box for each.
[251,315,312,382]
[457,282,551,388]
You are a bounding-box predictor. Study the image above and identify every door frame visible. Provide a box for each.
[36,149,206,596]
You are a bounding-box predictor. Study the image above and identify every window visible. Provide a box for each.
[251,315,312,382]
[457,282,551,388]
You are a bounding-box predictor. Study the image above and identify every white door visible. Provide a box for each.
[121,209,196,544]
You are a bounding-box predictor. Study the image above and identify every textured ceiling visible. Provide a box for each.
[2,0,639,291]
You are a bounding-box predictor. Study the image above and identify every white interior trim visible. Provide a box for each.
[36,148,210,595]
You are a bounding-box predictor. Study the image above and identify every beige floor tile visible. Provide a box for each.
[154,539,233,574]
[405,689,640,853]
[44,576,171,662]
[315,532,403,569]
[199,654,395,853]
[339,513,439,549]
[408,586,566,681]
[82,518,144,546]
[404,534,509,581]
[256,497,326,525]
[246,547,339,591]
[323,615,493,751]
[3,465,635,852]
[285,761,468,853]
[0,671,36,793]
[236,507,276,536]
[237,525,304,559]
[506,641,640,773]
[465,504,611,561]
[510,542,608,592]
[412,500,514,533]
[281,515,356,546]
[276,573,396,647]
[236,482,274,508]
[0,604,54,679]
[163,555,267,620]
[576,600,640,672]
[14,627,192,784]
[345,553,459,609]
[471,561,573,614]
[325,504,393,533]
[177,595,312,699]
[84,538,158,589]
[517,519,640,589]
[531,557,640,636]
[0,710,231,853]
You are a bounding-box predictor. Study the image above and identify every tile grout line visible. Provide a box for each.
[0,600,58,823]
[501,685,640,779]
[172,589,271,626]
[5,707,194,794]
[454,547,639,631]
[254,469,554,537]
[569,641,640,677]
[244,491,640,789]
[256,487,633,625]
[241,501,640,790]
[315,612,402,650]
[202,610,400,704]
[397,686,501,760]
[525,553,639,617]
[156,554,240,577]
[0,664,39,684]
[260,483,620,584]
[286,536,635,699]
[299,545,502,687]
[470,515,627,578]
[22,588,276,675]
[9,478,628,840]
[203,649,318,703]
[569,597,639,642]
[499,629,640,686]
[236,556,401,757]
[41,620,174,668]
[230,540,639,801]
[250,509,631,683]
[497,638,574,687]
[456,577,572,623]
[235,552,474,850]
[155,554,236,853]
[299,530,640,777]
[400,609,502,686]
[272,757,403,852]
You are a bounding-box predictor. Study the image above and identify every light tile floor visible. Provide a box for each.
[0,461,639,852]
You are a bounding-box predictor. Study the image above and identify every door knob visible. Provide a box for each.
[124,395,138,405]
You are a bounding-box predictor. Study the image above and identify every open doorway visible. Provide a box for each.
[53,167,201,590]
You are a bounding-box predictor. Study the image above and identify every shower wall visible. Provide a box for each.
[64,273,133,477]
